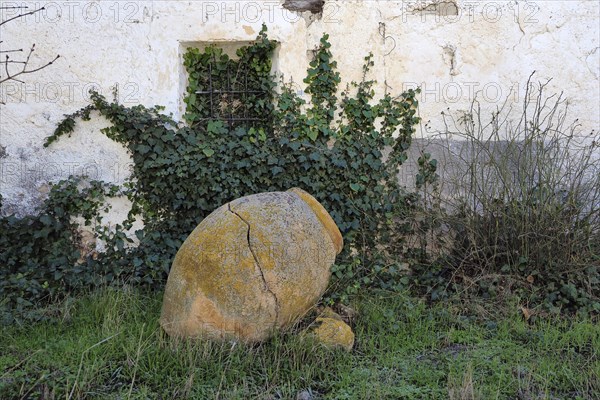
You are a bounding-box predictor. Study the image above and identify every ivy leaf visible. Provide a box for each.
[136,144,151,154]
[202,148,215,157]
[289,141,301,151]
[39,215,54,226]
[309,152,321,162]
[350,183,361,192]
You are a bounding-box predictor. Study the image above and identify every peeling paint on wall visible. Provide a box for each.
[441,44,459,76]
[283,0,325,14]
[411,1,459,17]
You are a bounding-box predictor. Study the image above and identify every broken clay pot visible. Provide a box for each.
[308,307,355,351]
[159,188,343,342]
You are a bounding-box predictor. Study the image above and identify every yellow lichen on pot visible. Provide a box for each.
[159,189,343,342]
[287,188,343,255]
[159,203,277,342]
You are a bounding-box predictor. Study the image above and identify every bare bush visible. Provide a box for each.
[413,73,599,312]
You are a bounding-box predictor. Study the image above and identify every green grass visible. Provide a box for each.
[1,288,598,399]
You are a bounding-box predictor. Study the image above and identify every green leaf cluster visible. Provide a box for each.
[0,178,120,323]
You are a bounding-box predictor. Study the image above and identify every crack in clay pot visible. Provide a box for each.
[228,202,280,328]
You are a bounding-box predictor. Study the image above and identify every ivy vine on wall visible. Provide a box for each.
[3,26,423,322]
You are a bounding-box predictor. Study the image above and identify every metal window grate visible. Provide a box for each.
[195,62,269,129]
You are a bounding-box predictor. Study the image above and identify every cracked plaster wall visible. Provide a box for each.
[0,0,598,222]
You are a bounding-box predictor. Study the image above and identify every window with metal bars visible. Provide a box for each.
[183,36,277,131]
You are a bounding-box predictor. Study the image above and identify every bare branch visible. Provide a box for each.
[0,52,60,85]
[0,6,45,27]
[0,7,60,86]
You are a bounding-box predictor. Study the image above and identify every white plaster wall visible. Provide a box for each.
[1,0,599,218]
